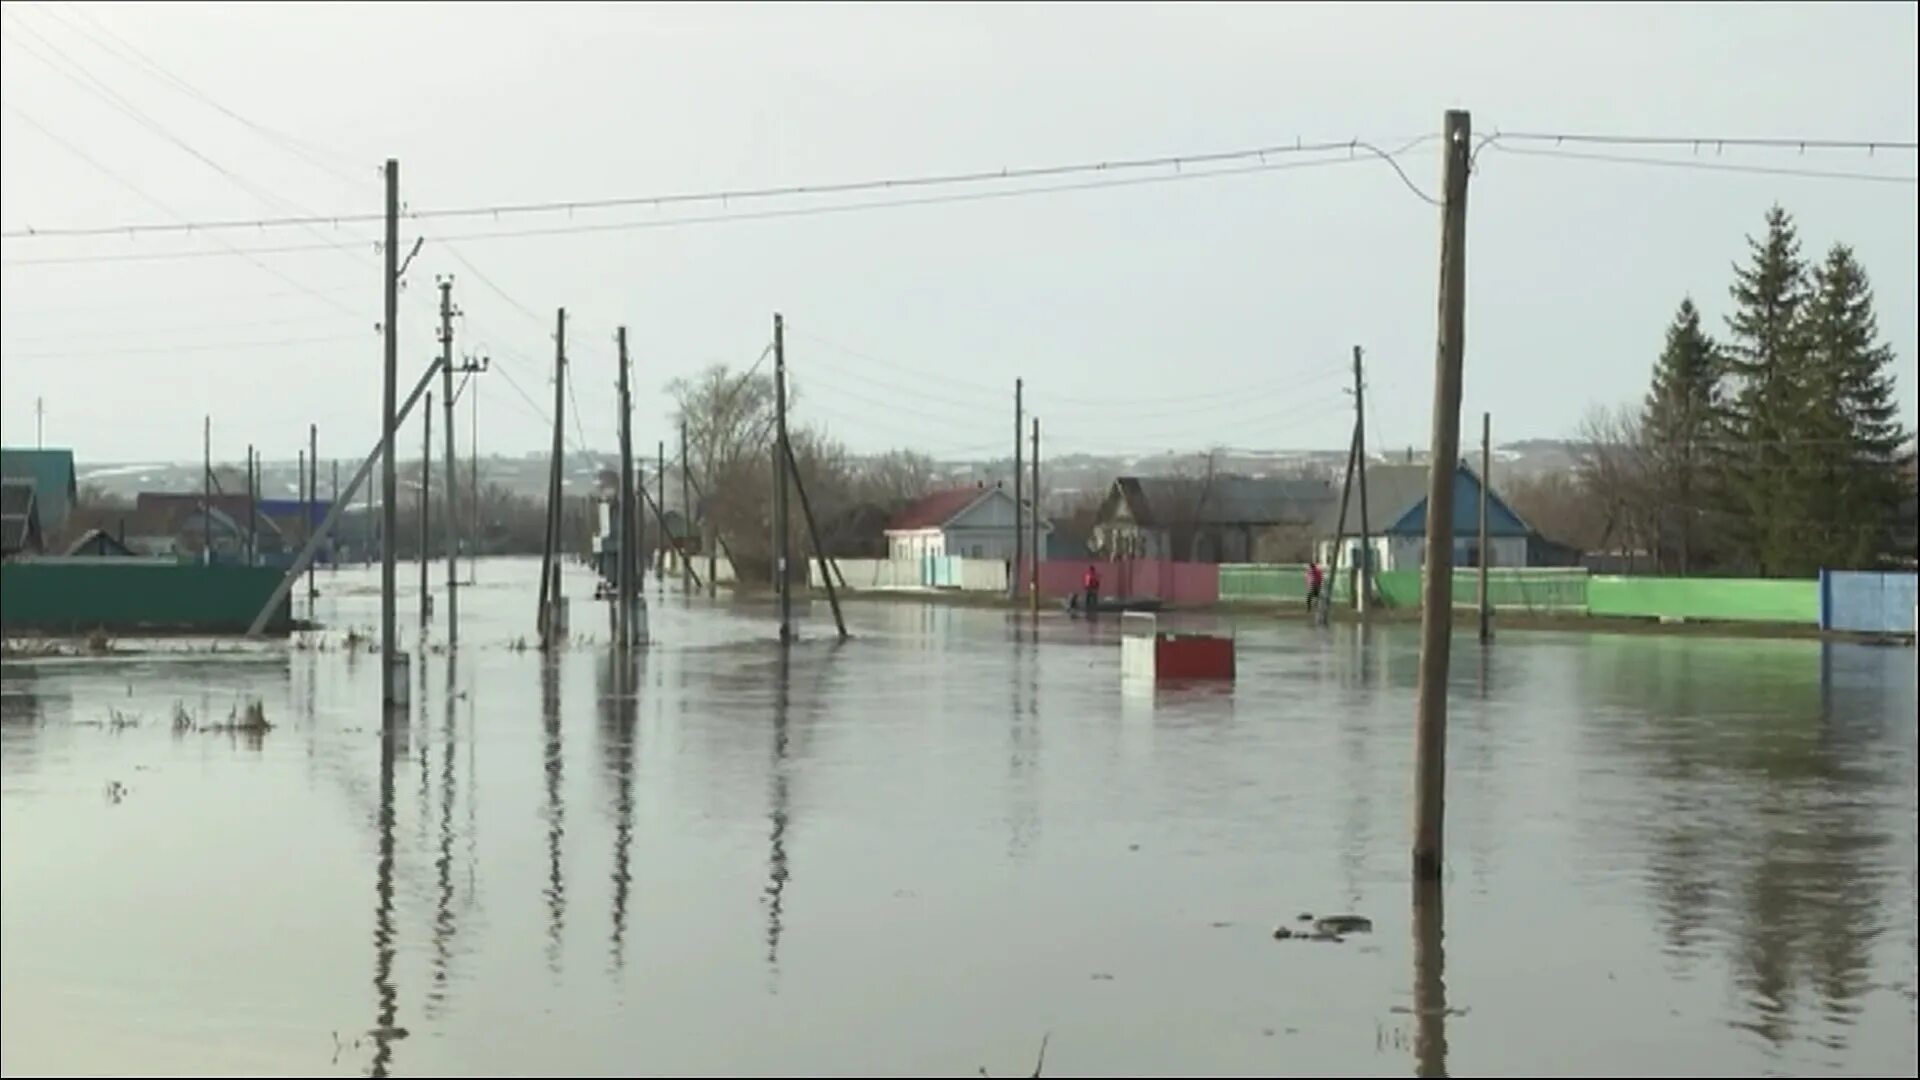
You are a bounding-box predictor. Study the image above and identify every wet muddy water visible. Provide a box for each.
[3,559,1916,1076]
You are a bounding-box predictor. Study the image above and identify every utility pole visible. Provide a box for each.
[308,425,318,607]
[202,417,211,564]
[614,327,642,647]
[680,420,694,594]
[1413,109,1471,883]
[656,440,666,583]
[1321,425,1359,628]
[1479,411,1492,644]
[331,459,339,572]
[1030,416,1041,613]
[1354,346,1373,613]
[35,397,44,448]
[380,157,402,709]
[538,309,566,648]
[783,437,847,639]
[420,392,432,627]
[438,277,461,644]
[469,377,480,585]
[1012,378,1024,602]
[773,313,792,643]
[247,445,257,566]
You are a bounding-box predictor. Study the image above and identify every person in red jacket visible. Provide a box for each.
[1083,564,1101,613]
[1306,561,1325,613]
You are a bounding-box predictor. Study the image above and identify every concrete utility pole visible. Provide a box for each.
[1479,411,1492,644]
[1030,416,1041,613]
[1321,425,1359,628]
[438,277,461,643]
[381,157,402,709]
[1354,346,1372,613]
[202,416,211,564]
[1413,109,1472,883]
[680,420,695,594]
[773,313,793,643]
[420,392,432,627]
[1012,378,1023,602]
[247,445,257,566]
[35,397,44,448]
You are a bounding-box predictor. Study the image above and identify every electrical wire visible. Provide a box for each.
[1487,140,1918,185]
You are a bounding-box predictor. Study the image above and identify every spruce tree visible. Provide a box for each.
[1722,205,1813,576]
[1642,297,1722,573]
[1803,243,1908,569]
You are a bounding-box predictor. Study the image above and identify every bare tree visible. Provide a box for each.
[1574,404,1657,571]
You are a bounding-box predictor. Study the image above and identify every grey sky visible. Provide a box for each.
[2,1,1915,469]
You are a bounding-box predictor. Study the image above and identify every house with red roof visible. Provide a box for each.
[885,484,1052,563]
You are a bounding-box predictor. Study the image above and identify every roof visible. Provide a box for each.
[1312,462,1533,538]
[886,487,993,532]
[0,449,77,527]
[1113,475,1333,529]
[64,528,136,557]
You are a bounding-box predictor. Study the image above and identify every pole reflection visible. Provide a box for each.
[1412,880,1449,1079]
[369,723,401,1078]
[765,648,792,985]
[601,647,640,974]
[541,653,567,976]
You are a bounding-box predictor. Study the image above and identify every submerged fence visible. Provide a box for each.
[1821,570,1919,636]
[0,558,293,635]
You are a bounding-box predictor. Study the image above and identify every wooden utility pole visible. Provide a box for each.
[538,309,566,648]
[202,416,211,563]
[420,392,432,627]
[1354,346,1372,613]
[1030,416,1041,613]
[1321,425,1359,627]
[1479,411,1492,643]
[1012,378,1024,602]
[247,445,257,566]
[680,420,694,593]
[656,440,666,582]
[330,458,339,571]
[1413,108,1472,883]
[298,447,307,572]
[308,425,318,607]
[615,326,639,647]
[438,278,461,643]
[773,313,792,643]
[381,158,400,708]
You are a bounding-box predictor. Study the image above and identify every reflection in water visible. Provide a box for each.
[1582,637,1911,1059]
[429,657,460,1018]
[541,655,567,976]
[765,649,791,983]
[1411,882,1448,1079]
[370,725,401,1078]
[1007,623,1040,859]
[599,649,639,973]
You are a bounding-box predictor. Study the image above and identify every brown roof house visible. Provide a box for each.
[1091,475,1332,563]
[884,485,1052,562]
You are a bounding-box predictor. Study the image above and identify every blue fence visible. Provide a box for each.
[1820,570,1919,636]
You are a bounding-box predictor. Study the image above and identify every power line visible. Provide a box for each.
[2,332,369,359]
[0,150,1410,266]
[1487,141,1918,185]
[1490,131,1918,153]
[1,135,1434,239]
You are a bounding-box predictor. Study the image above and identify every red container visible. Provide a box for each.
[1154,633,1235,680]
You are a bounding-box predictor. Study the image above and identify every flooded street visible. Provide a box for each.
[3,558,1916,1077]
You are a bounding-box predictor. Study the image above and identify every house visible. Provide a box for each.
[0,448,77,541]
[64,528,137,557]
[1,480,44,558]
[885,485,1051,562]
[1312,461,1543,571]
[1091,475,1332,563]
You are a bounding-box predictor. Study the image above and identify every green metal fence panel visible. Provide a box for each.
[1370,568,1589,612]
[1587,575,1817,624]
[1376,570,1424,608]
[0,558,292,634]
[1217,564,1349,602]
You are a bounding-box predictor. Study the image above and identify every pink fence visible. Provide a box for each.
[1030,559,1220,606]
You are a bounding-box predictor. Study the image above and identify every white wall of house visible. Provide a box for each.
[887,490,1052,563]
[887,529,945,561]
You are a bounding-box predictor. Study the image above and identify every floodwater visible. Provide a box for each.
[2,558,1915,1078]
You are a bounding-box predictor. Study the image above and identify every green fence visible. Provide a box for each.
[0,558,292,635]
[1587,575,1817,625]
[1371,568,1588,612]
[1218,563,1350,603]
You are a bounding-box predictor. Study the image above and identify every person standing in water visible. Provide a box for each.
[1083,564,1101,613]
[1305,561,1324,614]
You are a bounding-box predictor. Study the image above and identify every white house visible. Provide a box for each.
[885,485,1053,562]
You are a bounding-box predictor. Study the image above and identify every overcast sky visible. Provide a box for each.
[2,1,1915,469]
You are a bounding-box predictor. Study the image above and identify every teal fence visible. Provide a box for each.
[1,557,292,635]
